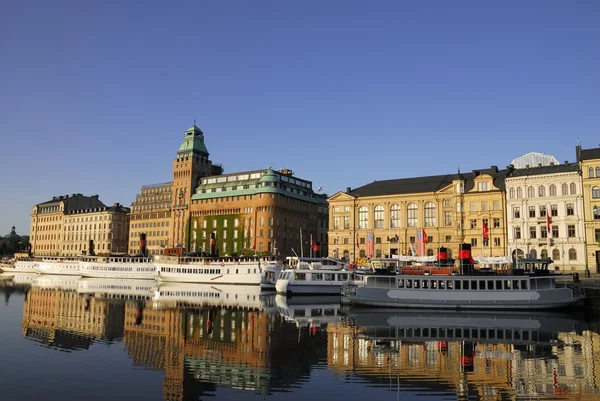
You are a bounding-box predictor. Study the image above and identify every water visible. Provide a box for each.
[1,274,600,401]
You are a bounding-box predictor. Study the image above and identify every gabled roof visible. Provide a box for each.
[507,163,579,178]
[349,166,507,197]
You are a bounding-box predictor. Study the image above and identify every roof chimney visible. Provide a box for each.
[346,187,351,194]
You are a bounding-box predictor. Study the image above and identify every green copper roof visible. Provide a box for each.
[177,125,209,156]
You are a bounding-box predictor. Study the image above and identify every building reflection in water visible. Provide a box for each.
[12,276,600,401]
[328,309,600,400]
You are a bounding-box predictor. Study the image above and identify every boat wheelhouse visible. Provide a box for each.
[342,258,584,310]
[276,269,354,295]
[154,254,278,285]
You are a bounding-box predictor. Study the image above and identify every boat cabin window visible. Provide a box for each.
[439,280,445,290]
[447,280,453,290]
[406,279,412,289]
[513,280,520,290]
[295,273,306,281]
[504,280,511,290]
[496,280,502,290]
[455,280,461,290]
[487,281,494,290]
[338,273,348,281]
[414,280,420,289]
[521,280,528,290]
[422,280,429,289]
[312,273,323,281]
[471,280,478,290]
[397,279,404,288]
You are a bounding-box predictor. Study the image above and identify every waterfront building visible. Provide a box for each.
[128,124,223,255]
[505,153,586,272]
[188,168,328,257]
[577,146,600,273]
[29,194,129,257]
[327,166,508,261]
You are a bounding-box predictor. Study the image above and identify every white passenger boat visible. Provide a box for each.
[152,281,276,312]
[78,255,155,280]
[342,259,584,310]
[77,277,157,299]
[35,256,81,276]
[2,260,39,273]
[153,254,280,286]
[275,257,353,295]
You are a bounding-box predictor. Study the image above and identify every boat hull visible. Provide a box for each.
[277,283,344,295]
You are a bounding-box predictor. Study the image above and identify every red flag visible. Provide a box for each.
[422,229,428,244]
[482,221,489,240]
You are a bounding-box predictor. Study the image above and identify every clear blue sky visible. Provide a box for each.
[1,0,599,235]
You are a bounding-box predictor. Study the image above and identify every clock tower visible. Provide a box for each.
[171,123,220,250]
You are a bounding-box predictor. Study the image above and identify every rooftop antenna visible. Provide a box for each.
[193,117,196,127]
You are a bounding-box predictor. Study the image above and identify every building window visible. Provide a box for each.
[478,182,489,191]
[509,188,515,199]
[493,218,500,228]
[471,238,477,247]
[567,225,576,237]
[390,204,400,228]
[566,203,574,216]
[333,217,340,230]
[550,204,558,217]
[568,248,577,261]
[540,226,548,238]
[445,235,452,242]
[528,186,535,198]
[470,219,477,229]
[424,202,435,227]
[529,227,537,239]
[444,211,452,226]
[549,184,557,196]
[493,200,501,210]
[552,225,559,238]
[552,249,560,260]
[595,229,600,242]
[516,187,523,198]
[538,185,545,197]
[514,227,521,239]
[513,207,520,219]
[375,237,382,244]
[407,204,418,227]
[597,167,600,178]
[541,249,548,259]
[595,207,600,220]
[481,201,488,211]
[539,205,547,217]
[343,216,350,230]
[590,167,595,178]
[494,237,500,247]
[529,206,536,218]
[592,186,600,199]
[359,206,368,229]
[570,183,576,195]
[374,205,384,229]
[470,202,477,212]
[560,183,568,196]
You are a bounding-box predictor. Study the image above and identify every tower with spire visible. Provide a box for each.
[171,122,223,250]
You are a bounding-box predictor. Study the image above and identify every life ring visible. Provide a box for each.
[220,262,225,267]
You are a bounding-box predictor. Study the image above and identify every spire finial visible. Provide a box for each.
[194,118,196,127]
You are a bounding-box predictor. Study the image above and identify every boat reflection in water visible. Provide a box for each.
[332,308,596,400]
[275,294,344,329]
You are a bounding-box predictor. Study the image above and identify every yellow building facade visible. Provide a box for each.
[327,166,508,261]
[128,182,173,255]
[578,146,600,273]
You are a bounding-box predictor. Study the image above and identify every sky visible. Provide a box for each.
[1,0,599,235]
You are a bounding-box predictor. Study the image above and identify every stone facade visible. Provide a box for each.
[128,182,173,255]
[30,194,129,256]
[578,146,600,272]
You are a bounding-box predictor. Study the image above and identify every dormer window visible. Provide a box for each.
[456,183,464,194]
[477,182,490,191]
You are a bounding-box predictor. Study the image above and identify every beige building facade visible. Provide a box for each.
[30,194,129,257]
[505,158,586,272]
[327,166,508,262]
[128,182,173,255]
[578,146,600,272]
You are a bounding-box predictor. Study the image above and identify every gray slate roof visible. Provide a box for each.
[507,163,580,178]
[350,166,507,197]
[578,147,600,161]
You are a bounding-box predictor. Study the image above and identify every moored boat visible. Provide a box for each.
[275,256,353,295]
[342,256,584,310]
[78,255,155,279]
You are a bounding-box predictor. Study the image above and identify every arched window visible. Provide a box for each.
[592,186,600,199]
[374,205,384,229]
[509,188,515,199]
[552,249,560,261]
[538,185,545,197]
[597,167,600,178]
[562,183,568,195]
[568,248,577,261]
[529,249,537,259]
[427,249,434,256]
[390,204,401,228]
[343,250,349,258]
[517,187,523,198]
[358,206,368,229]
[407,203,418,227]
[375,249,382,258]
[528,186,535,198]
[424,202,436,227]
[541,249,548,259]
[570,183,577,195]
[549,184,557,196]
[589,167,595,178]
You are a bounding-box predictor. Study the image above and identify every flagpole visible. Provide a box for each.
[300,227,303,258]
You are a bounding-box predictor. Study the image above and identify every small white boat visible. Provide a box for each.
[275,257,353,295]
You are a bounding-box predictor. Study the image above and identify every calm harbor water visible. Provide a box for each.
[1,273,600,401]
